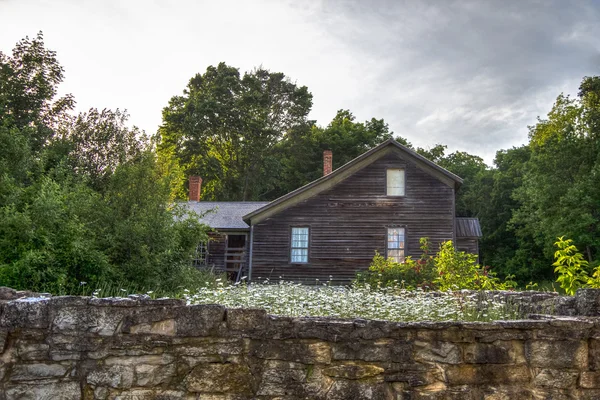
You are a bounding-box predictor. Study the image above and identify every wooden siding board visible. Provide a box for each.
[251,152,455,284]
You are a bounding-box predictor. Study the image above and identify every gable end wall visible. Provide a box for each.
[251,152,454,284]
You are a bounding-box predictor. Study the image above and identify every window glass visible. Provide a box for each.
[387,227,405,263]
[291,227,309,263]
[387,169,405,196]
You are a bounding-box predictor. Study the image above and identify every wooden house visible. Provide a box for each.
[186,139,482,284]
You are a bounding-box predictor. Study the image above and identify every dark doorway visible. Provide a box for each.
[225,234,247,281]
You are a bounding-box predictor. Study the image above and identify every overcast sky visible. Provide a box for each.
[1,0,599,164]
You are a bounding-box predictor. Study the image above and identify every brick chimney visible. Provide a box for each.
[323,150,333,176]
[189,176,202,201]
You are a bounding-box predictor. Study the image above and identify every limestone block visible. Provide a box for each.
[250,339,331,364]
[185,362,253,394]
[577,289,600,316]
[295,317,355,341]
[226,308,267,332]
[445,364,530,385]
[525,340,588,369]
[10,363,69,381]
[174,337,246,358]
[16,342,50,361]
[580,371,600,388]
[414,341,461,364]
[266,362,331,398]
[104,354,175,366]
[532,368,578,389]
[5,381,80,400]
[1,298,50,329]
[87,365,134,389]
[52,305,126,336]
[129,319,176,336]
[323,363,384,379]
[175,304,225,336]
[332,339,396,362]
[463,341,524,364]
[134,362,177,386]
[325,379,394,400]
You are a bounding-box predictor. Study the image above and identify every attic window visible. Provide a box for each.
[387,169,405,196]
[387,227,405,263]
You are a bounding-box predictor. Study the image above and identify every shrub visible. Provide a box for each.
[356,238,516,291]
[434,241,516,291]
[356,238,436,289]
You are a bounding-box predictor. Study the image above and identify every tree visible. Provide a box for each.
[512,76,600,273]
[158,63,313,201]
[0,33,211,294]
[56,108,148,191]
[272,110,397,197]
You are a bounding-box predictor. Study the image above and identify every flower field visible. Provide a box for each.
[184,280,521,322]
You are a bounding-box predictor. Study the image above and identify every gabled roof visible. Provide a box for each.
[185,201,270,230]
[456,217,483,238]
[243,138,463,225]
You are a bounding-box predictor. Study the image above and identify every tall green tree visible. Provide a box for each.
[272,110,396,197]
[0,33,210,293]
[158,63,313,201]
[512,76,600,271]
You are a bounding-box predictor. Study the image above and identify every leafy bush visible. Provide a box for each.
[356,238,436,289]
[434,241,516,291]
[356,238,516,291]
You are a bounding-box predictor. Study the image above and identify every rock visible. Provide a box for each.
[532,369,578,389]
[323,363,384,379]
[326,379,393,400]
[332,339,394,362]
[445,364,530,385]
[5,381,80,399]
[577,289,600,316]
[130,319,176,336]
[414,341,462,364]
[185,362,253,393]
[226,308,267,332]
[250,339,331,364]
[463,341,524,364]
[525,340,588,369]
[1,298,50,329]
[10,363,68,381]
[87,365,134,389]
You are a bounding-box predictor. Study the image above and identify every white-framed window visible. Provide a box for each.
[387,227,405,263]
[290,227,309,263]
[387,169,405,196]
[193,241,208,267]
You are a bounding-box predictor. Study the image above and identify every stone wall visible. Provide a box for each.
[1,289,600,399]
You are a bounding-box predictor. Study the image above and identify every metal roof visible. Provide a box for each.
[183,202,270,230]
[456,217,483,238]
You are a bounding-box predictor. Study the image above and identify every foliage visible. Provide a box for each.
[158,63,313,201]
[185,280,522,322]
[0,33,211,294]
[553,237,591,295]
[357,239,515,291]
[272,110,398,198]
[356,238,436,289]
[434,241,516,291]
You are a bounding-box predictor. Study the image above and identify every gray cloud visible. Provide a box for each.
[1,0,599,164]
[301,0,600,162]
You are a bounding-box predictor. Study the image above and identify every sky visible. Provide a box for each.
[1,0,599,165]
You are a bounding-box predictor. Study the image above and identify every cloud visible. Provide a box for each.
[1,0,599,165]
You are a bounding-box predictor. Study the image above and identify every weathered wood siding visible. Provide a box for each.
[251,152,455,284]
[456,237,479,260]
[207,232,226,271]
